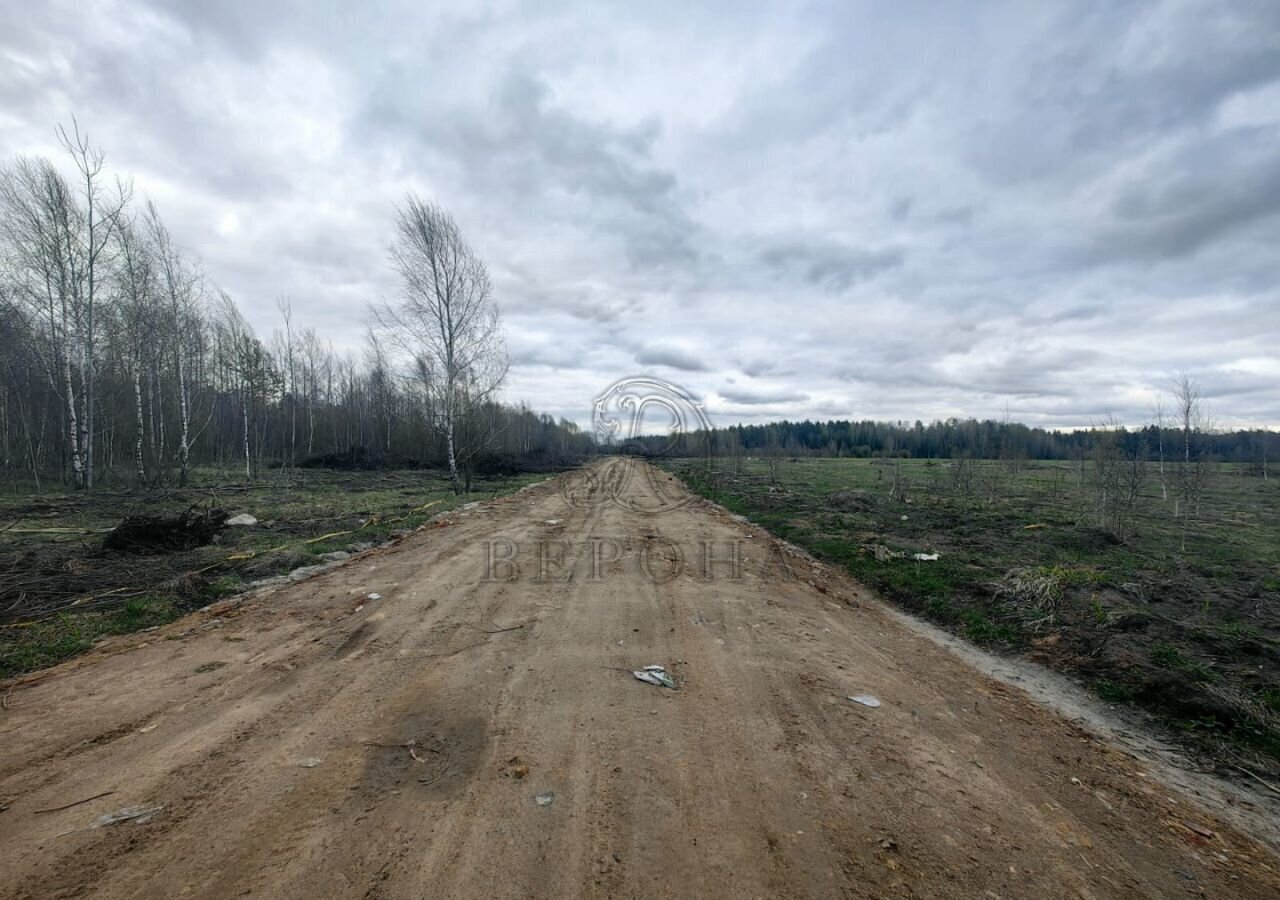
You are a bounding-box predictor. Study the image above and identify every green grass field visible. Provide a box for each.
[0,467,541,677]
[664,456,1280,770]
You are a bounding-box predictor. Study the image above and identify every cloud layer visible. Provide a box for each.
[3,0,1277,429]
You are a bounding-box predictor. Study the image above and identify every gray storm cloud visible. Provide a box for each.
[3,0,1277,428]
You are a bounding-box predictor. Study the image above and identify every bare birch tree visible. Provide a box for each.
[3,145,587,489]
[1172,374,1212,552]
[1150,395,1168,503]
[373,195,507,493]
[213,292,276,479]
[275,296,297,469]
[57,118,131,488]
[114,217,156,481]
[0,158,88,486]
[145,200,201,486]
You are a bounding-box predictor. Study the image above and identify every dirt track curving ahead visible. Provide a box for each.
[1,459,1277,899]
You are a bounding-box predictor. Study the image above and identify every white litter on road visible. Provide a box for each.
[847,694,882,708]
[633,666,677,689]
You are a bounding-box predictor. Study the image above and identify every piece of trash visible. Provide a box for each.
[633,666,676,689]
[298,758,322,768]
[911,552,939,561]
[534,791,554,807]
[367,593,382,601]
[71,805,164,835]
[226,513,258,527]
[847,694,882,708]
[57,804,165,837]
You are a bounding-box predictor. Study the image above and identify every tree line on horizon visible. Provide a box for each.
[648,386,1271,545]
[641,414,1276,469]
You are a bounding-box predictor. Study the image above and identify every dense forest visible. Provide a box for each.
[0,127,592,491]
[641,418,1277,468]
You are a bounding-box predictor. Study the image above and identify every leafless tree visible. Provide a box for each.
[1249,434,1270,480]
[0,157,88,486]
[999,402,1028,475]
[765,427,783,484]
[722,427,743,476]
[57,118,131,487]
[113,217,157,481]
[298,327,321,456]
[145,200,202,485]
[0,283,43,487]
[373,195,507,493]
[1171,374,1212,551]
[948,455,977,504]
[1090,419,1146,542]
[2,143,587,490]
[888,458,909,502]
[274,296,298,470]
[978,460,1004,506]
[365,328,395,453]
[1150,395,1168,503]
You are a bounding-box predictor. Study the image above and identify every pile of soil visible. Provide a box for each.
[298,447,425,471]
[826,489,877,512]
[103,508,229,554]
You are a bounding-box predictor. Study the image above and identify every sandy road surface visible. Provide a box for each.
[1,460,1277,899]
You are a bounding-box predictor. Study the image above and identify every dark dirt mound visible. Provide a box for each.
[103,508,229,554]
[299,446,427,471]
[826,489,877,512]
[469,451,586,476]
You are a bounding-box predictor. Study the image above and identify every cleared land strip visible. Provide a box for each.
[0,460,1277,898]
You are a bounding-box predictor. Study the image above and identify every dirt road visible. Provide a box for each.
[2,460,1277,899]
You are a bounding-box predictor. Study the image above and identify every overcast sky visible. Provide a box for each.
[2,0,1278,430]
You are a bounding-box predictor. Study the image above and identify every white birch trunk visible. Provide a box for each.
[176,346,190,485]
[133,360,146,481]
[61,333,85,487]
[242,389,251,479]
